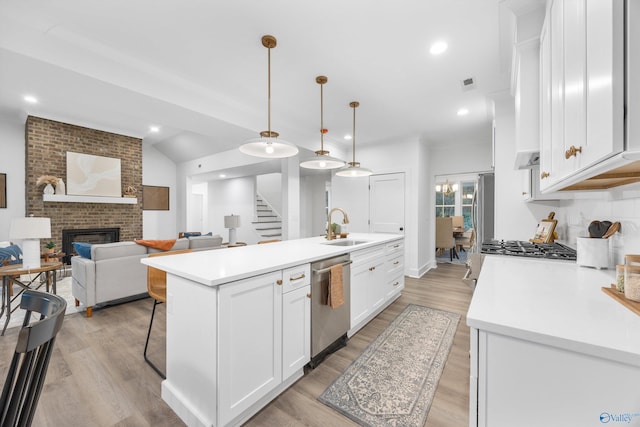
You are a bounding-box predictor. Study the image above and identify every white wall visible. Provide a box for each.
[300,174,329,238]
[331,137,427,277]
[256,173,282,216]
[207,176,259,244]
[0,116,25,240]
[142,143,178,239]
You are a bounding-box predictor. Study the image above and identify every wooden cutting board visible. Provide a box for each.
[602,285,640,316]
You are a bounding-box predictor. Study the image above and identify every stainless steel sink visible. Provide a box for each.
[322,239,369,246]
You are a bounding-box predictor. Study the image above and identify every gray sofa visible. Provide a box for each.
[71,235,223,317]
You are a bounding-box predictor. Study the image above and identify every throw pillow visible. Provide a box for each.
[0,244,22,265]
[73,242,92,259]
[182,232,201,238]
[135,239,177,251]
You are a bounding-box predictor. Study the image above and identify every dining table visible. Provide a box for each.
[0,261,62,335]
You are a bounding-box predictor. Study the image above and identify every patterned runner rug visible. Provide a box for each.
[319,304,460,427]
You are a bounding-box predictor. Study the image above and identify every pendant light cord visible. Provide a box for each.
[351,102,357,163]
[320,80,324,151]
[267,45,271,136]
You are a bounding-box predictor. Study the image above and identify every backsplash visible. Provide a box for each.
[557,195,640,266]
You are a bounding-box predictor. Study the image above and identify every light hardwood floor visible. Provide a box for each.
[0,263,472,426]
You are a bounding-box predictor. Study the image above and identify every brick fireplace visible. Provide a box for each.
[25,116,143,254]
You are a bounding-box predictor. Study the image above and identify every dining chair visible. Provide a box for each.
[0,290,66,427]
[456,229,476,253]
[436,217,457,261]
[451,216,464,229]
[144,249,192,379]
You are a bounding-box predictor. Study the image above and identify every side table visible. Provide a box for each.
[0,262,62,335]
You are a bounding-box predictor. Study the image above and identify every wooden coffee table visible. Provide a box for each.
[0,261,62,335]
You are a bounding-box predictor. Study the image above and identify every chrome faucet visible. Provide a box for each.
[327,208,350,240]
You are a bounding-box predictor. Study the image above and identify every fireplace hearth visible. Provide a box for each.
[62,228,120,264]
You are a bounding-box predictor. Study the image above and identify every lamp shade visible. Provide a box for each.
[239,137,298,158]
[335,164,373,177]
[300,154,345,170]
[9,217,51,239]
[224,215,241,229]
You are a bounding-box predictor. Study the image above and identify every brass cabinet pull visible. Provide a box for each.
[393,281,400,287]
[393,261,400,265]
[540,171,550,179]
[369,266,376,271]
[565,145,582,159]
[393,244,400,248]
[276,279,283,285]
[289,273,305,281]
[522,192,528,195]
[306,293,311,299]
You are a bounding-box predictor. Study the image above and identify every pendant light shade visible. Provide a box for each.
[239,35,298,158]
[336,101,372,177]
[300,76,345,170]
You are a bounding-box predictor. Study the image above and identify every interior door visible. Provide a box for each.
[369,173,405,234]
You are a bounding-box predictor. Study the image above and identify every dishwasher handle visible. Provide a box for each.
[312,260,352,275]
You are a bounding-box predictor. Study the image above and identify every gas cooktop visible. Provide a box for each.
[480,240,577,261]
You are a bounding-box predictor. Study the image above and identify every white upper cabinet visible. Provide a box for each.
[539,0,624,192]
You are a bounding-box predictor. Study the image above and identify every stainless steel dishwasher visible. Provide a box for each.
[309,253,351,368]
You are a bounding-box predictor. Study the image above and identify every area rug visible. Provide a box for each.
[319,304,460,427]
[3,274,78,332]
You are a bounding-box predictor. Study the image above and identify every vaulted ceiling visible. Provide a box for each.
[0,0,510,164]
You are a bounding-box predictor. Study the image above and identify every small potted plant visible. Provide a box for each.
[45,241,56,254]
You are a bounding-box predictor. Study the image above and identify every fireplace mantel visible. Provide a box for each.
[43,194,137,204]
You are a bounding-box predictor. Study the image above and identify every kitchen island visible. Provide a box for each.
[467,256,640,427]
[142,233,404,427]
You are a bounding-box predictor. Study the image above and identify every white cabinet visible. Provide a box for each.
[470,327,640,427]
[218,271,283,426]
[282,264,311,380]
[350,246,385,330]
[539,0,624,192]
[350,239,404,336]
[384,240,404,299]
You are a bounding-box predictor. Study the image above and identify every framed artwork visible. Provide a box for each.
[143,185,169,210]
[531,219,557,243]
[66,151,122,197]
[0,173,6,208]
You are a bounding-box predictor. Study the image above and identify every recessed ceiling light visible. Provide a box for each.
[23,95,38,104]
[344,135,352,140]
[219,174,226,178]
[149,126,160,133]
[457,108,469,116]
[429,41,448,55]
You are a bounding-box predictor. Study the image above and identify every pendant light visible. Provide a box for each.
[336,101,372,177]
[300,76,345,170]
[239,35,298,158]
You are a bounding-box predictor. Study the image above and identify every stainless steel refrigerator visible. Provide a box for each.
[472,173,494,250]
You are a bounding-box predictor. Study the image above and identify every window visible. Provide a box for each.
[435,185,455,218]
[461,181,475,229]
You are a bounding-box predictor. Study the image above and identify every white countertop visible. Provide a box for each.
[141,233,403,287]
[467,256,640,367]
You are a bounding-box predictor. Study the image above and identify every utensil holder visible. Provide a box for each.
[576,237,610,269]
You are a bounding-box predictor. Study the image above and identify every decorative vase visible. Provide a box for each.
[55,178,66,195]
[43,183,54,195]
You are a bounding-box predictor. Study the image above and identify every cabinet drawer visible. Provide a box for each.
[350,245,385,266]
[385,240,404,256]
[282,263,311,293]
[386,254,404,277]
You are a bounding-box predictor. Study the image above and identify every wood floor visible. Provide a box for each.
[0,263,473,427]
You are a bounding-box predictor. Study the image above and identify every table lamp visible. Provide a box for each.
[9,216,51,269]
[224,214,241,245]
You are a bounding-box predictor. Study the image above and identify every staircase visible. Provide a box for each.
[252,194,282,240]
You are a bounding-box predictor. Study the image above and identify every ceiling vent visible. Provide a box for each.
[461,77,476,91]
